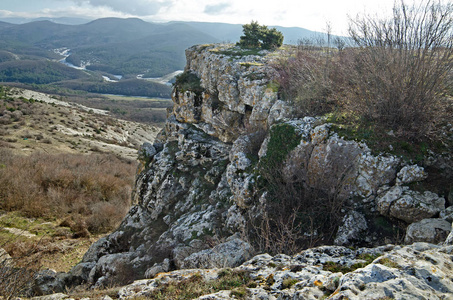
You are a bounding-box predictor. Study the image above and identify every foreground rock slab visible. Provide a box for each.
[118,243,453,299]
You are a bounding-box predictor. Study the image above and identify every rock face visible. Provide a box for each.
[56,44,451,291]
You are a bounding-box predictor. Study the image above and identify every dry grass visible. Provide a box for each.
[0,231,42,300]
[0,148,136,235]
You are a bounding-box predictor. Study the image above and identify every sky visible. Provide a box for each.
[0,0,427,35]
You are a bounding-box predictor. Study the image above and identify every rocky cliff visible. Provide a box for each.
[37,44,453,297]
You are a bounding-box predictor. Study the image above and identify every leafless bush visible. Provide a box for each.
[0,115,12,125]
[246,122,362,255]
[273,39,350,117]
[250,162,347,255]
[347,0,453,139]
[275,1,452,141]
[86,201,128,234]
[0,235,40,299]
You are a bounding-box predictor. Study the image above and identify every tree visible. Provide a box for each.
[238,21,284,50]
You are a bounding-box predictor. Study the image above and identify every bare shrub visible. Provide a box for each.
[273,34,352,118]
[347,0,453,139]
[86,201,128,234]
[0,235,41,299]
[0,115,12,125]
[0,254,36,299]
[275,1,452,142]
[251,162,346,255]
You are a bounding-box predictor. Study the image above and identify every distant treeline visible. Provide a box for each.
[0,60,90,84]
[0,59,172,98]
[67,50,185,78]
[56,78,172,98]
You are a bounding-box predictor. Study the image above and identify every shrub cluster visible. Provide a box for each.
[174,71,203,95]
[0,149,136,235]
[275,0,453,141]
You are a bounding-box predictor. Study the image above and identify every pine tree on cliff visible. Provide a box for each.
[238,21,283,50]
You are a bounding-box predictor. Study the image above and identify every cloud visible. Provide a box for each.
[203,3,231,15]
[74,0,172,16]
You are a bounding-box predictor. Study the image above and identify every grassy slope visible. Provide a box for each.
[0,86,163,272]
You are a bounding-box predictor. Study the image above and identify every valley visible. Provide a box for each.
[0,18,331,100]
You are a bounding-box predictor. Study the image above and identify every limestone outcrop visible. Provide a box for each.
[40,44,451,294]
[42,243,453,300]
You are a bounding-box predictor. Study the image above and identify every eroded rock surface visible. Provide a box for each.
[115,243,453,300]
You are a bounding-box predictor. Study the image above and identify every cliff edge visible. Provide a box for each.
[37,44,453,298]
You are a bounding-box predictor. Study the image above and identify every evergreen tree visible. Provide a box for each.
[238,21,283,50]
[262,28,284,50]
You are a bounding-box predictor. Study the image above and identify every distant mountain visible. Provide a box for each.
[0,18,219,77]
[0,21,14,29]
[0,17,90,25]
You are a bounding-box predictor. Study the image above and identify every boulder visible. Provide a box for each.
[144,258,170,279]
[395,164,427,185]
[376,186,445,223]
[31,293,69,300]
[331,243,453,299]
[440,206,453,222]
[334,211,368,246]
[355,153,399,197]
[0,248,12,267]
[180,238,252,269]
[405,218,451,244]
[33,270,66,296]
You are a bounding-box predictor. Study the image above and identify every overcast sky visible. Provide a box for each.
[0,0,427,34]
